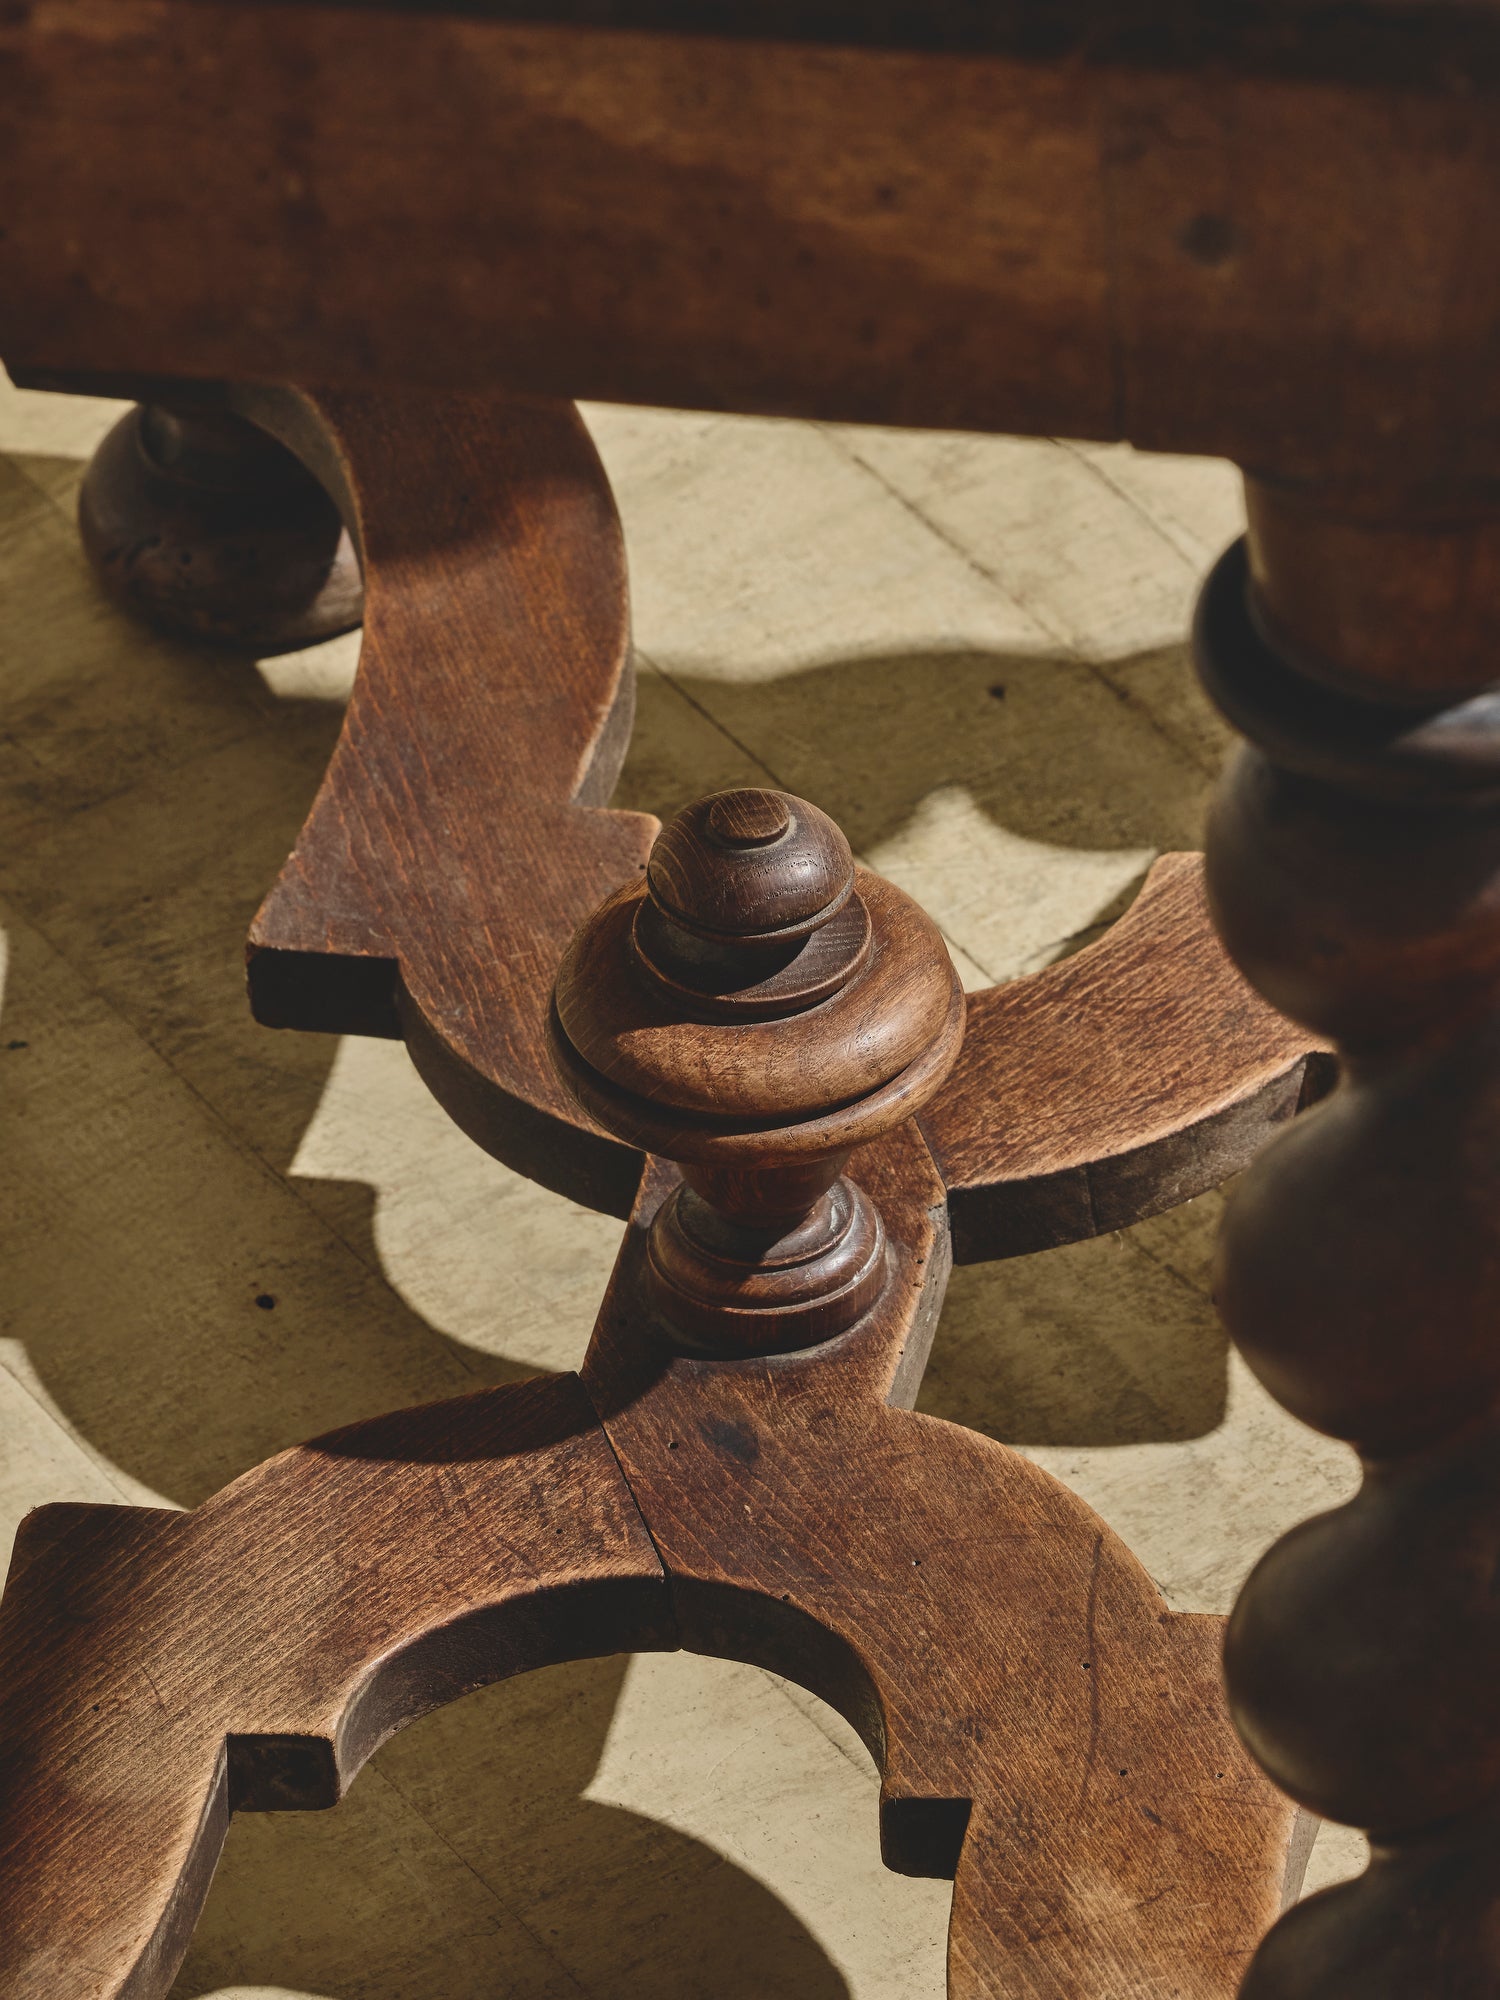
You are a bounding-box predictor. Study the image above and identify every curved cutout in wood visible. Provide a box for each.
[238,388,1317,1253]
[0,1128,1307,2000]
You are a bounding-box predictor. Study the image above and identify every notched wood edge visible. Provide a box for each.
[942,1061,1308,1264]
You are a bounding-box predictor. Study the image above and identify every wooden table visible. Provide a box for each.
[1,5,1495,1994]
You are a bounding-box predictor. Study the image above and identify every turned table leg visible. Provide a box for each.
[1195,475,1500,1994]
[78,400,362,651]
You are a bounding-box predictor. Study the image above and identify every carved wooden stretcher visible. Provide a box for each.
[3,1,1498,1993]
[0,385,1319,1998]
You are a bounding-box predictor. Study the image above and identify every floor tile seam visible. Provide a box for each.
[1085,654,1226,784]
[763,1670,879,1779]
[1115,1221,1217,1306]
[814,425,1218,785]
[577,1353,880,1789]
[1053,436,1215,574]
[631,644,782,788]
[354,1763,598,1998]
[3,452,84,527]
[812,423,1078,655]
[1049,439,1237,781]
[636,648,1006,989]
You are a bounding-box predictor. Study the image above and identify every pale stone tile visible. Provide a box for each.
[591,408,1050,681]
[822,426,1241,781]
[287,1034,621,1379]
[1021,1351,1357,1617]
[0,366,127,465]
[614,653,776,825]
[946,937,992,994]
[922,1192,1363,1908]
[0,1360,133,1560]
[3,695,358,1183]
[590,411,1212,984]
[171,1762,581,2000]
[0,446,282,836]
[256,626,363,706]
[922,1195,1358,1617]
[583,1654,949,2000]
[1063,439,1246,573]
[370,1653,930,2000]
[1302,1823,1370,1901]
[0,897,480,1509]
[1099,643,1237,784]
[861,781,1153,985]
[822,424,1211,663]
[615,665,996,988]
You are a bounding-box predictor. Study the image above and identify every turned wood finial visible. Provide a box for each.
[550,787,964,1354]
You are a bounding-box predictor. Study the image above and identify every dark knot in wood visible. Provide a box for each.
[550,787,964,1355]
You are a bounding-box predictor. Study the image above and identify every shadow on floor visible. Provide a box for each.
[172,1657,854,2000]
[2,438,1233,1999]
[621,641,1220,862]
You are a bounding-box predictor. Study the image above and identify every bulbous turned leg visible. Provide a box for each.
[78,401,363,651]
[1195,476,1500,1995]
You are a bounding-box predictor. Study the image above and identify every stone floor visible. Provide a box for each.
[0,372,1362,1998]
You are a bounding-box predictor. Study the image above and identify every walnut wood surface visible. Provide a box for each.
[1195,485,1500,1994]
[0,1126,1307,2000]
[108,0,1500,75]
[555,869,958,1122]
[0,1375,670,2000]
[587,1131,1306,1998]
[921,852,1317,1264]
[0,387,1327,1993]
[239,390,1315,1255]
[243,388,656,1216]
[5,0,1500,480]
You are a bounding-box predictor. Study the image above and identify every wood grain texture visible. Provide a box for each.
[5,0,1500,478]
[555,869,960,1126]
[921,852,1317,1264]
[93,0,1500,79]
[1244,475,1500,705]
[0,1375,671,2000]
[1194,491,1500,1995]
[242,387,657,1217]
[0,1130,1308,2000]
[550,786,964,1351]
[237,391,1316,1254]
[0,386,1330,1992]
[584,1128,1307,1998]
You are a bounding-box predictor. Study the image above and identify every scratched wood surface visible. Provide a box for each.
[584,1134,1306,1999]
[925,852,1319,1264]
[5,0,1500,483]
[0,1111,1307,2000]
[237,387,1312,1253]
[0,1375,670,2000]
[0,371,1361,1997]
